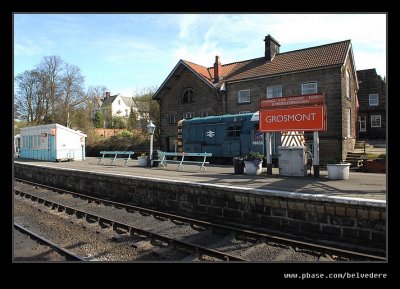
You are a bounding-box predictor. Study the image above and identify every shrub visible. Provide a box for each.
[244,151,264,166]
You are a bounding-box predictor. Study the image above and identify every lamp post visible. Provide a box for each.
[146,120,156,166]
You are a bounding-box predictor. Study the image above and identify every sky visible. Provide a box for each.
[14,13,387,97]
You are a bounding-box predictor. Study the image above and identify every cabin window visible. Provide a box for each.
[227,125,241,139]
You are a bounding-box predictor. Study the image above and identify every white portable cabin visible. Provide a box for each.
[19,123,87,161]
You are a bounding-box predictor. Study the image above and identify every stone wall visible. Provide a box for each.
[357,69,386,140]
[225,67,357,161]
[15,163,386,252]
[158,67,221,151]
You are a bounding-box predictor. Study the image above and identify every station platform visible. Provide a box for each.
[14,157,386,202]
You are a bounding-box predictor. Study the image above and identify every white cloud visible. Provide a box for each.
[178,14,200,39]
[354,51,386,77]
[170,14,386,76]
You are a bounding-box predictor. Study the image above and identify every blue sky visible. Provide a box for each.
[14,14,387,96]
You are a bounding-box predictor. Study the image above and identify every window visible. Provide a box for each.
[301,82,317,95]
[238,89,250,103]
[200,110,208,118]
[169,114,176,124]
[346,70,350,99]
[185,112,194,119]
[369,94,379,106]
[118,100,121,105]
[182,88,195,103]
[347,109,352,138]
[125,109,129,116]
[267,85,282,98]
[359,116,366,132]
[239,111,250,114]
[371,115,381,127]
[227,125,241,139]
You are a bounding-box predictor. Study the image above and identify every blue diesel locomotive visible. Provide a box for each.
[178,112,282,161]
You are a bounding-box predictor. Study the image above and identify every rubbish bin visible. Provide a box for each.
[233,157,244,174]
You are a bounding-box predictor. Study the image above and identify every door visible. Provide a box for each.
[48,135,56,161]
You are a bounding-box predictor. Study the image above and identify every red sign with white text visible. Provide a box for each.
[260,106,326,132]
[260,93,325,109]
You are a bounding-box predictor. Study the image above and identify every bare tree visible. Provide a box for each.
[15,55,94,128]
[59,63,86,127]
[14,69,42,123]
[36,56,64,123]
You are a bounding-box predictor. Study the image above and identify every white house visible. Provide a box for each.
[91,92,149,127]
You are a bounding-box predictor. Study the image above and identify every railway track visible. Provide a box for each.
[14,178,385,261]
[14,223,84,261]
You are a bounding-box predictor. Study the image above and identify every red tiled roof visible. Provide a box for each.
[183,60,213,84]
[183,40,351,84]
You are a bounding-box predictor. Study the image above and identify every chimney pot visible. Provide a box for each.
[264,34,280,61]
[213,55,222,83]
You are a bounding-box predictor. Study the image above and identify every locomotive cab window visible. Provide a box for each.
[227,125,241,139]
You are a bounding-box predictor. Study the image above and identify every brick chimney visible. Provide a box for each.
[105,91,111,99]
[264,35,280,61]
[213,56,222,83]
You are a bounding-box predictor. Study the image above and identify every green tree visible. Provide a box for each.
[111,116,126,129]
[127,107,138,130]
[93,111,104,128]
[132,85,160,144]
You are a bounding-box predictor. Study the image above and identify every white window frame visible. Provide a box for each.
[346,70,350,99]
[359,116,366,132]
[371,115,381,128]
[301,82,317,95]
[118,100,121,105]
[369,94,379,106]
[267,85,282,98]
[185,112,194,119]
[238,89,250,103]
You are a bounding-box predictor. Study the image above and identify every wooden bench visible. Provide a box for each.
[97,151,135,166]
[157,152,212,172]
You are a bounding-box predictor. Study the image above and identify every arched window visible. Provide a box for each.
[182,88,195,103]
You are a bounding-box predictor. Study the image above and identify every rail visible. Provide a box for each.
[14,186,246,262]
[14,178,386,261]
[14,223,85,261]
